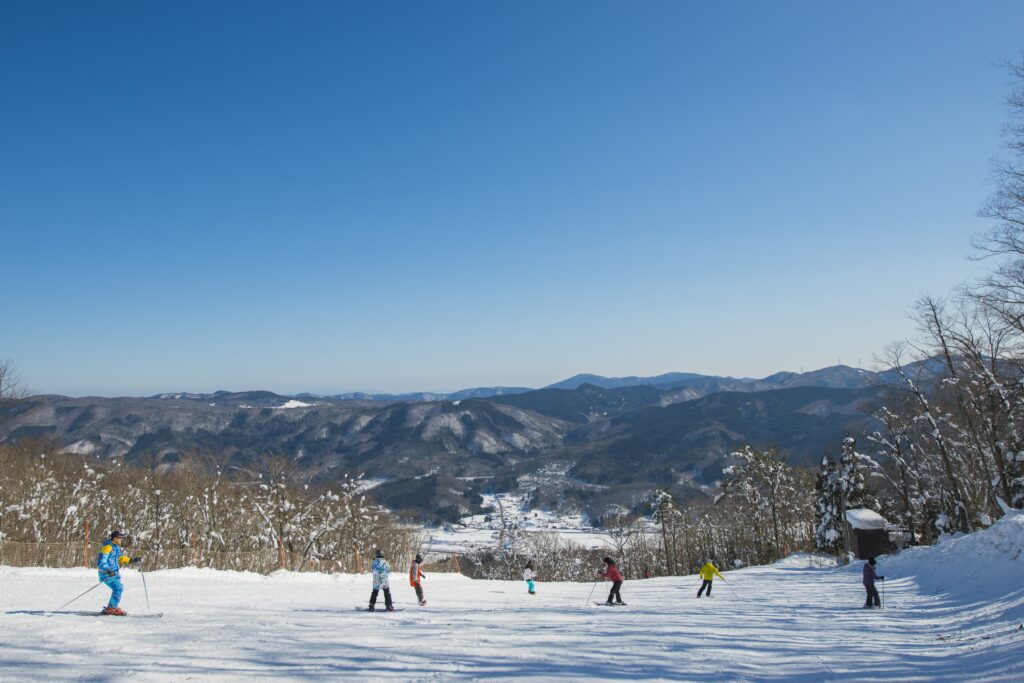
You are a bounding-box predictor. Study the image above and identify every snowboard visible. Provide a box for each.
[354,607,405,612]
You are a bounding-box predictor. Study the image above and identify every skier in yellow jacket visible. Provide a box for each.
[696,560,724,598]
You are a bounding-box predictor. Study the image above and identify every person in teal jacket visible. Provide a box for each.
[96,530,138,616]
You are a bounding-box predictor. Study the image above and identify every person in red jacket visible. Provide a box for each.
[599,556,625,605]
[409,553,427,606]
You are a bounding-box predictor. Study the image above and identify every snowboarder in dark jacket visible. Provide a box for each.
[599,557,624,605]
[862,557,885,608]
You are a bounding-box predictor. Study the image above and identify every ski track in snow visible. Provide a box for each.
[1,559,1022,681]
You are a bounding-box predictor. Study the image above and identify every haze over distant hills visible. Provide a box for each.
[0,365,905,522]
[291,364,885,402]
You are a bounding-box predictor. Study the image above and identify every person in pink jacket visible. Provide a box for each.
[599,557,625,605]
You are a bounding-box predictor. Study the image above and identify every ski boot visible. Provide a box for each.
[367,605,375,612]
[385,605,394,612]
[101,606,126,616]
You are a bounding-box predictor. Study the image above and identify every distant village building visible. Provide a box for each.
[844,508,891,559]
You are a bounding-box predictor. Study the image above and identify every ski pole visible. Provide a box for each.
[881,577,885,609]
[586,580,600,606]
[57,581,103,611]
[140,568,151,610]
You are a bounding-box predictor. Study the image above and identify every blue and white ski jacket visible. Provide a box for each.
[371,557,391,590]
[97,541,127,578]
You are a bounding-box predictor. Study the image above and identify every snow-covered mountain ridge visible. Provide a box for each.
[0,381,886,523]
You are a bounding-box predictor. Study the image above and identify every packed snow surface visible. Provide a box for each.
[2,513,1023,681]
[885,509,1024,606]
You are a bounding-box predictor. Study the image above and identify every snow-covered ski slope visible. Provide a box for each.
[2,513,1022,681]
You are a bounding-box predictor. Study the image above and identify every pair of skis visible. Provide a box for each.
[57,567,159,617]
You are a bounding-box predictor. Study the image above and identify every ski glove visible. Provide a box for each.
[102,570,116,578]
[129,557,142,565]
[118,555,132,565]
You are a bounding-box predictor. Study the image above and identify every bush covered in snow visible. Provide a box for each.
[0,440,419,572]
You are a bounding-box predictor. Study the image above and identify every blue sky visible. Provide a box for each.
[2,1,1023,396]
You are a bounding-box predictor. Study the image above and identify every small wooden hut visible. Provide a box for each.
[844,508,891,559]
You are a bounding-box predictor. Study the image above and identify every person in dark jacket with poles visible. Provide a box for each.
[862,557,885,608]
[599,557,625,605]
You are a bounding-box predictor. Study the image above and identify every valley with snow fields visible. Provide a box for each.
[2,512,1022,681]
[424,492,618,555]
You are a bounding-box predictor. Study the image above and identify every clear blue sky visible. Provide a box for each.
[2,1,1023,396]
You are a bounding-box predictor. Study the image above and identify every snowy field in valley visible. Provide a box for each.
[425,491,626,554]
[2,512,1023,682]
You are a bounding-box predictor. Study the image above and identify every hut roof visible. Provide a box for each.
[845,508,888,530]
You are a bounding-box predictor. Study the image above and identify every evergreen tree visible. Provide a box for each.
[814,455,843,554]
[838,437,878,512]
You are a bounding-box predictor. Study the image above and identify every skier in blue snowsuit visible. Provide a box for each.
[368,549,394,611]
[96,530,137,615]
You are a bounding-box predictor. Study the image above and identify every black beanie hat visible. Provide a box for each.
[375,549,384,558]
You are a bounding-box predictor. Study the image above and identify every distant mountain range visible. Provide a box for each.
[0,365,905,522]
[285,364,885,402]
[291,386,535,403]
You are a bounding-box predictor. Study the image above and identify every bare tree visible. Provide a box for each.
[974,54,1024,269]
[0,359,28,408]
